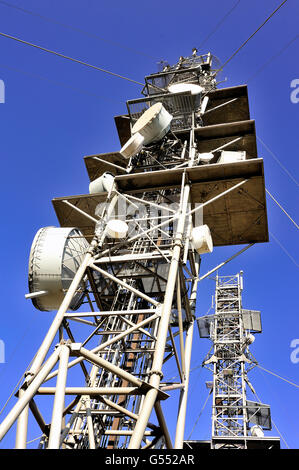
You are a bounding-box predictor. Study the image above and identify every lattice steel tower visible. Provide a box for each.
[194,272,280,449]
[211,273,248,443]
[0,50,274,449]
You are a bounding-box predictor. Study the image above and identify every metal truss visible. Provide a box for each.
[0,127,203,449]
[0,51,271,450]
[203,274,252,448]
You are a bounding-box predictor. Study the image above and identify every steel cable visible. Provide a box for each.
[0,30,144,86]
[0,0,158,61]
[219,0,289,70]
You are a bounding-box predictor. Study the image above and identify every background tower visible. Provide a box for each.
[194,272,280,449]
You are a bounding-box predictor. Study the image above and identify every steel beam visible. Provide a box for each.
[0,348,60,441]
[128,174,191,449]
[48,345,70,449]
[174,320,194,448]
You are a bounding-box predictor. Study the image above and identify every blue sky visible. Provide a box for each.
[0,0,298,449]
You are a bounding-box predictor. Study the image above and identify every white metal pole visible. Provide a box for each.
[174,240,200,447]
[174,320,194,448]
[176,276,185,377]
[85,397,96,449]
[198,244,254,282]
[154,401,173,449]
[14,390,29,449]
[0,348,60,441]
[128,177,190,449]
[48,345,70,449]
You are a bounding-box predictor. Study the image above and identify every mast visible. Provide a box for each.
[0,50,271,449]
[193,272,280,449]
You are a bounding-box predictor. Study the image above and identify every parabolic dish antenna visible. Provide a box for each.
[168,83,203,95]
[28,226,89,311]
[131,102,173,145]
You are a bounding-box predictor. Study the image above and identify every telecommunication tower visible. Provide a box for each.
[0,50,276,449]
[189,272,280,449]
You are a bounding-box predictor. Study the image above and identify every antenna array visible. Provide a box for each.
[0,51,275,450]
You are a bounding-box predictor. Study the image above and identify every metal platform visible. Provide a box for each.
[114,114,131,147]
[113,118,257,161]
[201,85,250,126]
[180,119,257,158]
[114,84,252,147]
[212,436,281,449]
[84,152,127,182]
[113,157,263,191]
[52,193,106,239]
[52,158,268,246]
[184,436,281,450]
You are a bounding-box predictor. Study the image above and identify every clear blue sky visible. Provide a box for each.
[0,0,298,449]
